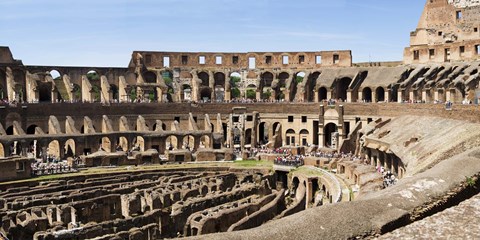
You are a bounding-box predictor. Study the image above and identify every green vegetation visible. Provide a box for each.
[233,160,273,168]
[230,76,241,87]
[130,89,137,101]
[262,89,271,99]
[92,85,101,101]
[164,77,173,86]
[246,89,256,99]
[466,176,477,187]
[296,76,304,84]
[231,87,241,98]
[87,72,100,81]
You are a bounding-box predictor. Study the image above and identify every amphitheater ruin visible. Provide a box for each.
[1,0,480,239]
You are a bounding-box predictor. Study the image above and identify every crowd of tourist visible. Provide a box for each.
[31,160,77,176]
[273,155,304,167]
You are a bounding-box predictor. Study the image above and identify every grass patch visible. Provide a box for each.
[233,160,273,168]
[289,166,324,177]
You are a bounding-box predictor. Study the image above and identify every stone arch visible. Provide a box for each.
[0,143,5,158]
[182,135,195,150]
[26,124,37,135]
[286,129,296,146]
[86,70,100,81]
[182,84,192,101]
[245,128,252,145]
[335,77,352,101]
[376,87,385,102]
[125,72,137,85]
[91,84,101,102]
[48,140,61,159]
[13,69,26,101]
[306,72,321,102]
[318,86,328,101]
[28,140,38,158]
[214,72,225,87]
[49,69,61,81]
[110,84,119,101]
[0,69,6,99]
[362,87,372,102]
[6,126,13,135]
[261,72,274,88]
[134,136,145,152]
[198,72,209,87]
[258,122,269,144]
[38,83,51,102]
[64,139,76,157]
[299,129,309,146]
[292,177,300,195]
[116,137,129,151]
[100,137,112,152]
[324,123,338,148]
[214,72,225,102]
[166,135,178,150]
[200,88,211,101]
[200,135,211,148]
[230,72,242,99]
[143,71,157,84]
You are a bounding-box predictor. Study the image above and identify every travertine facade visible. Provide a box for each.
[405,0,480,63]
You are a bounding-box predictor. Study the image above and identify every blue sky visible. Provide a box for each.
[0,0,425,67]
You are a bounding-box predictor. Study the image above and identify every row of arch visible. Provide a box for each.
[0,133,213,159]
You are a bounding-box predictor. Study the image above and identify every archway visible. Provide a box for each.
[0,70,6,100]
[92,84,101,102]
[261,72,274,88]
[324,123,338,148]
[318,87,328,101]
[13,70,26,102]
[276,72,289,100]
[48,140,61,159]
[182,84,192,101]
[299,129,309,146]
[49,69,61,79]
[100,137,111,152]
[362,87,372,102]
[286,129,296,146]
[87,70,100,81]
[258,122,269,144]
[200,88,211,101]
[64,139,75,157]
[143,71,157,84]
[110,84,119,101]
[376,87,385,102]
[292,177,300,196]
[38,84,51,102]
[6,126,13,135]
[245,129,252,145]
[0,143,5,158]
[335,77,352,101]
[116,137,128,151]
[133,136,145,152]
[26,125,38,135]
[166,136,178,150]
[200,135,211,149]
[214,72,225,87]
[182,135,195,150]
[246,85,257,100]
[306,72,321,102]
[230,72,242,99]
[198,72,209,87]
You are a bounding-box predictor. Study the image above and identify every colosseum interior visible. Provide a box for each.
[1,0,480,239]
